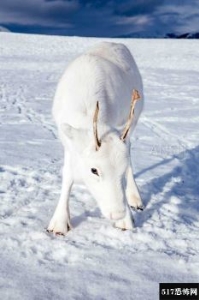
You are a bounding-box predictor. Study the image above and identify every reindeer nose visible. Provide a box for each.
[110,210,125,220]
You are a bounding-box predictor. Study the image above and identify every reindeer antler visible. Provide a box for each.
[121,89,140,142]
[93,101,101,151]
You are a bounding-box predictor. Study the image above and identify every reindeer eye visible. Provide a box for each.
[91,168,99,176]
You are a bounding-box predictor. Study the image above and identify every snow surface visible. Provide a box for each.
[0,33,199,300]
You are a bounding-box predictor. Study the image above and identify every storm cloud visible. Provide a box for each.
[0,0,198,37]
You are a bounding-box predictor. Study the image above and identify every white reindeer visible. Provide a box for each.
[47,42,144,235]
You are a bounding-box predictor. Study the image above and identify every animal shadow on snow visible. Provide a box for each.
[135,145,199,227]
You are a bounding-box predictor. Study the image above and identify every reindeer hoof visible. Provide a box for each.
[55,231,65,236]
[46,228,65,235]
[137,205,144,211]
[46,227,70,236]
[131,204,144,211]
[121,228,127,231]
[47,219,71,236]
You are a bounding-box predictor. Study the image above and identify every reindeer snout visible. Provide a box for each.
[109,210,126,220]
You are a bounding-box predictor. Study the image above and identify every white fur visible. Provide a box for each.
[47,42,144,235]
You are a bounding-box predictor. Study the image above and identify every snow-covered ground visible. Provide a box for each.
[0,33,199,300]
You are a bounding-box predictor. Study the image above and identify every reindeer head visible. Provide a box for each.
[63,90,140,221]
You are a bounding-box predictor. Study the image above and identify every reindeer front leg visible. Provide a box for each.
[47,152,73,235]
[126,165,144,210]
[114,165,144,231]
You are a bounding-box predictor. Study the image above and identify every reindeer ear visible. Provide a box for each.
[61,123,88,147]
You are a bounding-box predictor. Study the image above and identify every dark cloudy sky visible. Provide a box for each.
[1,0,199,37]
